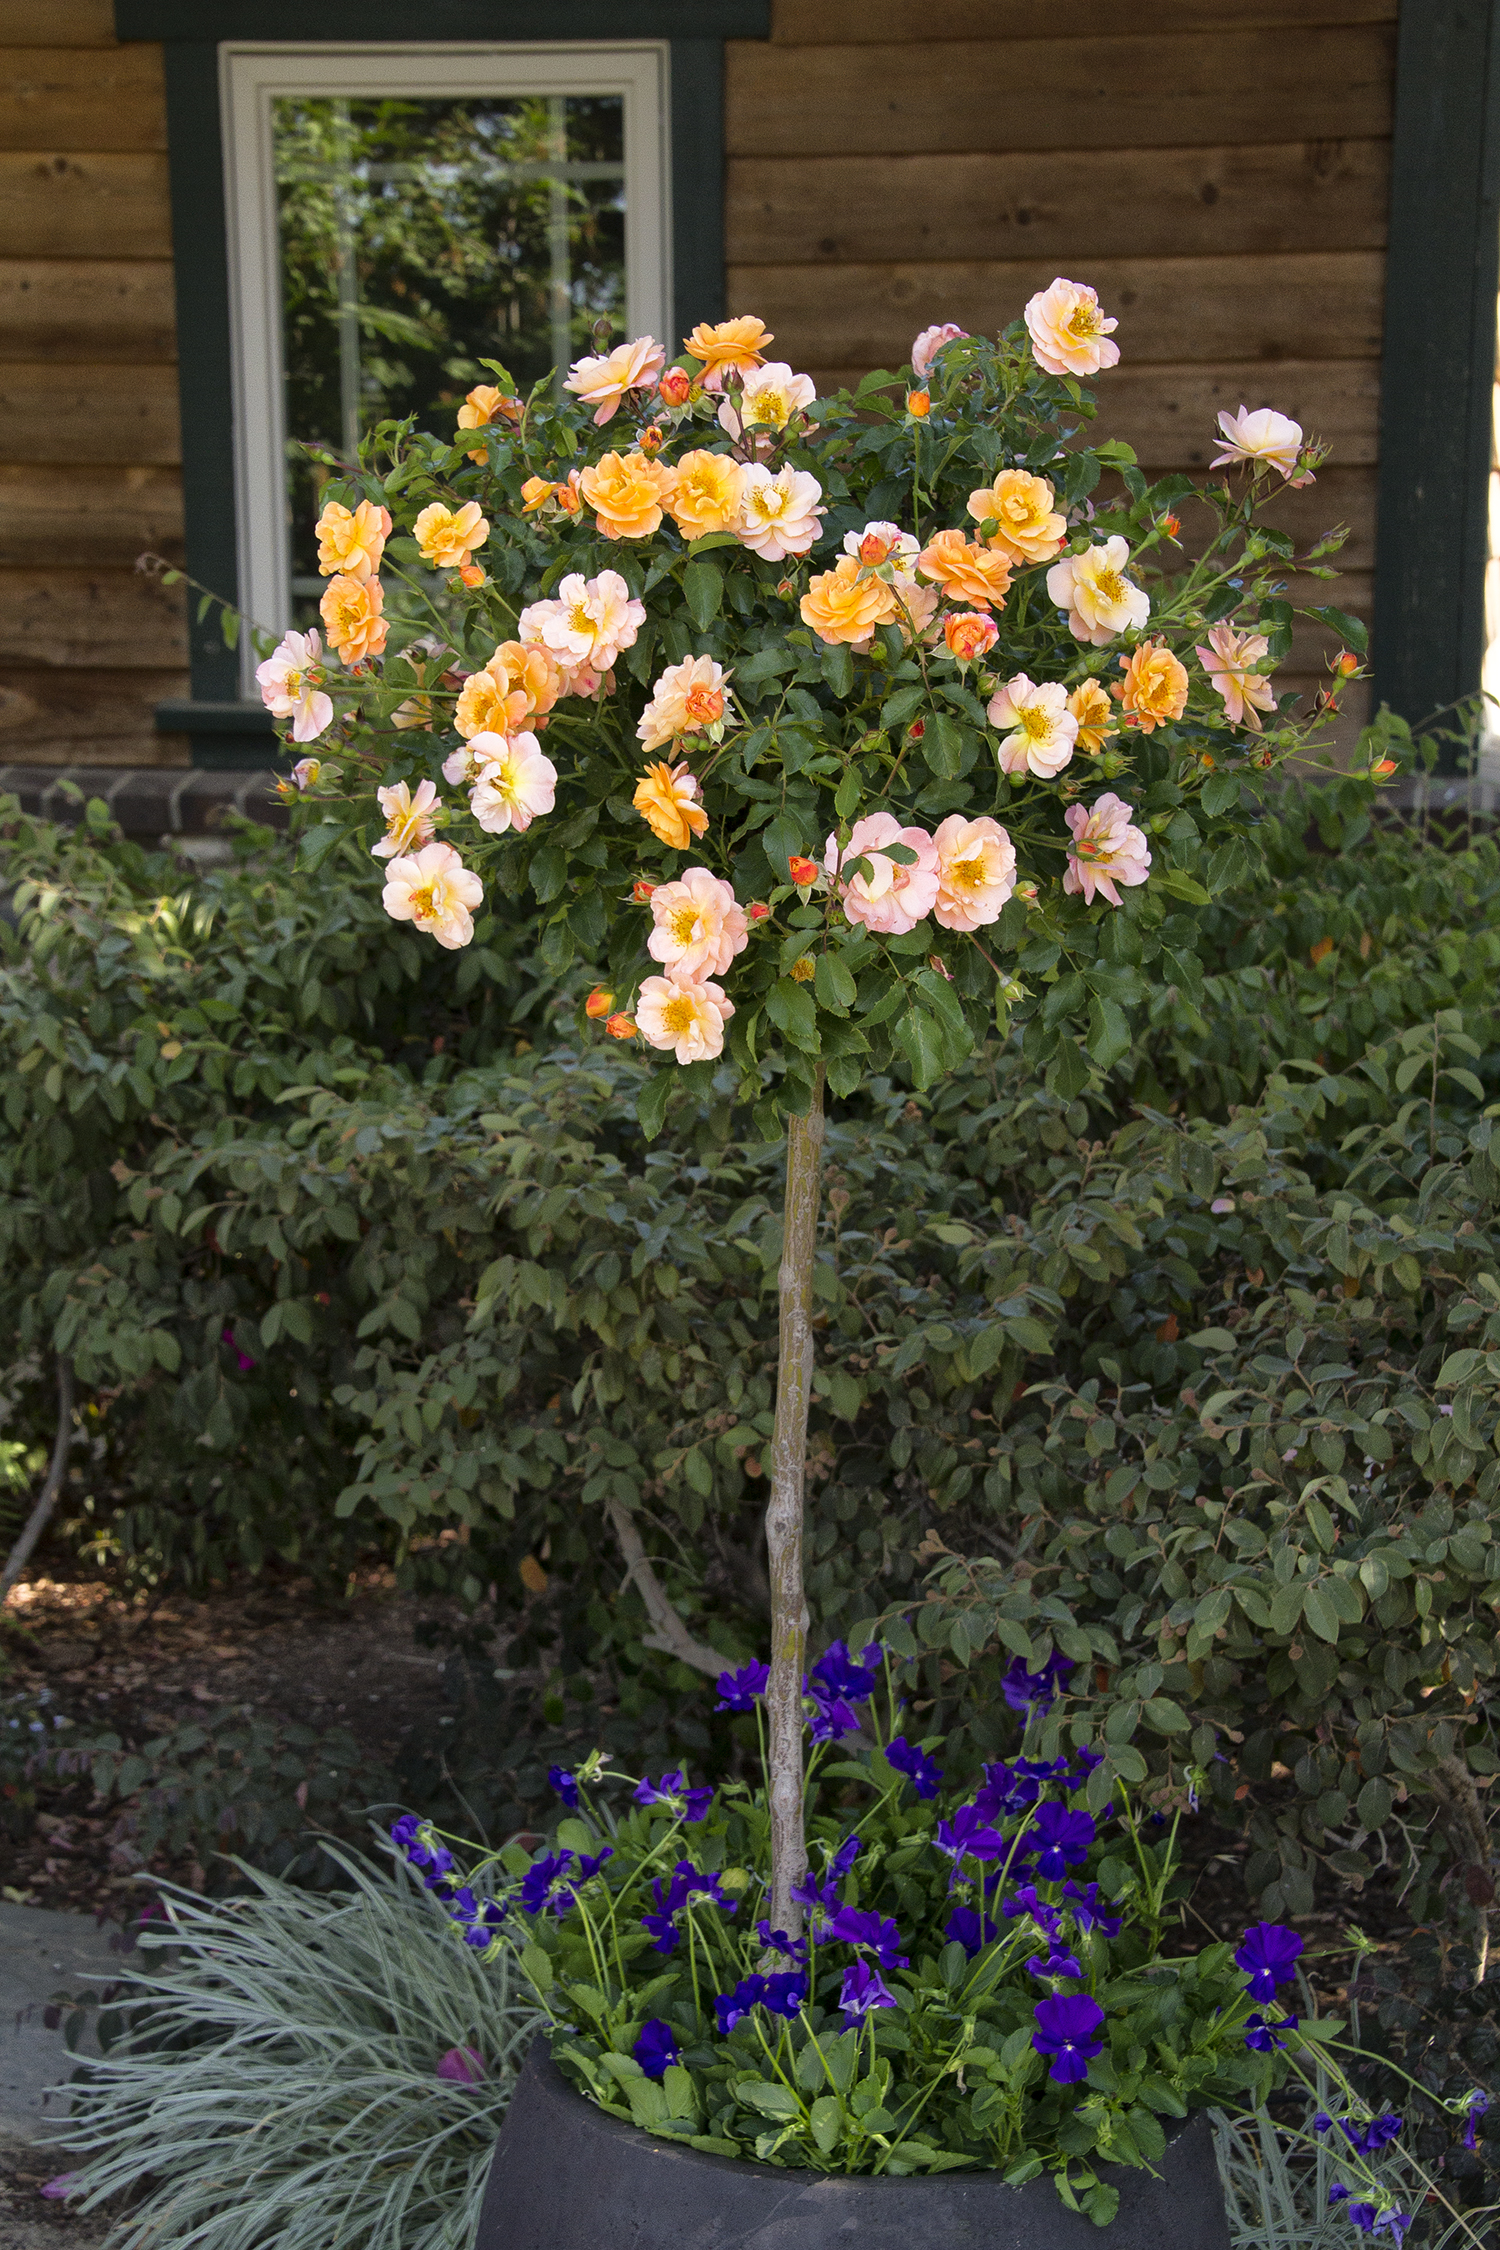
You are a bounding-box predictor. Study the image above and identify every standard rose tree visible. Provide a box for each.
[260,282,1366,1934]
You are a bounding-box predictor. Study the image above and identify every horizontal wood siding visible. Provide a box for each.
[728,3,1392,748]
[0,17,185,767]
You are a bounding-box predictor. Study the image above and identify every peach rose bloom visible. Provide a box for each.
[668,450,747,539]
[916,529,1013,612]
[647,866,749,980]
[718,361,816,440]
[521,475,555,513]
[579,450,678,539]
[1068,679,1117,754]
[1196,622,1277,731]
[519,570,646,673]
[315,499,390,583]
[1024,278,1120,379]
[381,841,483,951]
[967,471,1066,566]
[490,640,563,720]
[826,810,940,936]
[320,573,388,662]
[800,555,897,647]
[932,813,1017,931]
[563,334,667,425]
[634,761,709,850]
[636,973,735,1063]
[414,500,489,571]
[944,611,998,662]
[1211,405,1309,483]
[986,674,1079,779]
[1046,538,1149,646]
[638,654,729,753]
[1118,641,1189,732]
[1063,793,1151,908]
[441,735,498,786]
[455,666,528,742]
[682,315,773,391]
[843,522,918,569]
[255,628,333,744]
[372,776,439,860]
[910,323,968,380]
[738,465,824,561]
[468,731,558,835]
[457,383,518,459]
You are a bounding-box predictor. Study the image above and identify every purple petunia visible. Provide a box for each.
[884,1736,944,1799]
[390,1815,458,1894]
[447,1887,509,1947]
[811,1639,882,1702]
[825,1905,909,1969]
[633,1770,715,1822]
[715,1971,807,2033]
[1031,1993,1105,2084]
[547,1765,579,1808]
[1235,1921,1304,2002]
[1244,2010,1298,2053]
[755,1919,809,1964]
[806,1688,862,1744]
[1463,2088,1490,2151]
[935,1803,1005,1869]
[633,2019,680,2078]
[715,1661,770,1713]
[1062,1880,1122,1937]
[1002,1651,1074,1716]
[839,1960,897,2025]
[1019,1803,1096,1881]
[640,1860,738,1953]
[520,1851,576,1916]
[944,1906,999,1958]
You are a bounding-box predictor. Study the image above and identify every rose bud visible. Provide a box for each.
[638,424,664,455]
[907,717,926,739]
[1161,513,1181,539]
[631,879,657,903]
[658,367,692,407]
[584,988,615,1019]
[858,530,896,567]
[747,901,771,920]
[605,1013,638,1039]
[1334,649,1360,676]
[1371,756,1397,778]
[1015,880,1040,907]
[906,390,931,418]
[457,563,487,588]
[787,855,818,886]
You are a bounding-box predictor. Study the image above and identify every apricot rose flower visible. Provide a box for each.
[320,573,387,662]
[826,811,939,936]
[718,361,815,439]
[932,814,1016,931]
[1024,278,1120,379]
[910,323,968,380]
[636,974,735,1062]
[315,499,390,583]
[967,471,1066,566]
[647,866,749,981]
[916,529,1013,611]
[634,762,708,850]
[578,451,678,539]
[467,731,558,835]
[1118,641,1189,732]
[255,628,332,743]
[682,315,772,390]
[381,842,483,950]
[414,501,489,571]
[800,555,897,646]
[667,450,746,539]
[1063,794,1151,908]
[638,655,729,754]
[738,465,824,561]
[372,777,439,860]
[519,571,645,674]
[1068,679,1118,754]
[986,674,1078,778]
[1211,405,1310,484]
[457,383,518,460]
[564,335,667,425]
[1046,538,1149,646]
[1196,622,1277,731]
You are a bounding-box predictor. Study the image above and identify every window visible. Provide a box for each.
[221,43,671,684]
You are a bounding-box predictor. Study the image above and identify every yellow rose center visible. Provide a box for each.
[949,852,985,892]
[409,878,441,918]
[1091,569,1126,605]
[661,994,696,1037]
[1019,705,1054,742]
[750,388,787,426]
[669,904,703,947]
[1067,304,1103,340]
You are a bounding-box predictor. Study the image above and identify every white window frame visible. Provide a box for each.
[220,40,673,690]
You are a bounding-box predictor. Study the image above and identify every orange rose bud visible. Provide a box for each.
[605,1012,638,1039]
[632,879,657,903]
[789,956,816,982]
[747,901,771,920]
[1015,880,1040,907]
[1372,756,1398,778]
[457,562,487,588]
[858,530,896,567]
[638,423,664,455]
[1334,649,1360,676]
[1161,513,1181,539]
[658,367,693,407]
[584,987,615,1019]
[788,854,818,886]
[521,476,553,513]
[906,390,931,418]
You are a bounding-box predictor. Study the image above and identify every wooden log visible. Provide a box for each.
[0,2,117,42]
[729,252,1384,372]
[0,153,171,259]
[0,46,165,153]
[767,0,1397,41]
[726,28,1396,157]
[0,363,180,465]
[0,464,183,567]
[0,259,176,361]
[0,666,189,757]
[0,567,187,668]
[727,141,1391,267]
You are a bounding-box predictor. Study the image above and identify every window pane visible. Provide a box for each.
[272,93,626,614]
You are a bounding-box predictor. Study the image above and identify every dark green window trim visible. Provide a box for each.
[115,1,769,768]
[1373,0,1500,756]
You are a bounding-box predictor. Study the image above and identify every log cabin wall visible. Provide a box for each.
[0,0,188,769]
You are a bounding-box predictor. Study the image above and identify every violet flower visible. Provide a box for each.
[715,1661,769,1712]
[829,1832,863,1882]
[1062,1880,1122,1937]
[1019,1803,1096,1881]
[1244,2010,1298,2052]
[839,1960,896,2024]
[519,1851,575,1916]
[715,1971,806,2032]
[944,1905,998,1957]
[810,1640,881,1702]
[806,1688,862,1743]
[547,1765,579,1808]
[1002,1650,1074,1715]
[885,1736,943,1799]
[825,1905,909,1969]
[935,1803,1005,1869]
[633,2019,680,2078]
[755,1919,809,1964]
[633,1770,714,1822]
[1235,1921,1303,2001]
[1463,2087,1489,2150]
[640,1859,737,1953]
[1031,1993,1105,2084]
[435,2044,484,2083]
[390,1814,458,1893]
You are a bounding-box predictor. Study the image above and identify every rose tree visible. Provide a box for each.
[262,284,1361,1937]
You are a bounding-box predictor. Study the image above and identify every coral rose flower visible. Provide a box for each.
[647,866,749,980]
[916,529,1013,612]
[739,465,824,561]
[658,366,694,408]
[944,611,998,662]
[578,451,678,539]
[1196,623,1277,731]
[320,573,387,662]
[1063,793,1151,908]
[906,391,930,418]
[826,811,939,936]
[967,471,1066,566]
[381,841,483,950]
[987,674,1079,778]
[1118,641,1189,732]
[787,855,819,887]
[667,450,746,539]
[843,522,918,569]
[255,628,333,743]
[454,667,528,742]
[682,315,773,391]
[800,555,897,647]
[491,641,563,720]
[521,476,554,513]
[315,499,390,583]
[414,500,489,571]
[457,383,519,459]
[519,570,646,673]
[1067,679,1117,755]
[932,814,1017,931]
[1046,538,1149,646]
[584,987,615,1018]
[1211,405,1309,483]
[1024,278,1120,379]
[563,335,666,425]
[636,973,734,1062]
[606,1011,638,1039]
[718,361,816,440]
[372,776,439,860]
[634,762,708,850]
[910,323,968,380]
[638,654,729,753]
[468,731,558,835]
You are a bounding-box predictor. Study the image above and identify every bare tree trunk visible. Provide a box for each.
[603,1492,725,1680]
[765,1067,825,1936]
[1,1357,75,1600]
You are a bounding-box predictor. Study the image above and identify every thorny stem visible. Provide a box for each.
[766,1065,826,1936]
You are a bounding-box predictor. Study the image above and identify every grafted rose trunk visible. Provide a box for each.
[765,1066,825,1938]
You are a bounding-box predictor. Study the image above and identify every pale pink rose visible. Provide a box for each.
[637,654,729,753]
[717,361,816,440]
[636,973,735,1063]
[563,335,667,425]
[1210,405,1310,483]
[291,757,322,790]
[986,674,1078,778]
[826,810,940,936]
[1024,278,1120,379]
[256,629,333,744]
[842,521,919,568]
[1063,792,1151,908]
[910,323,968,380]
[441,738,491,786]
[381,841,484,950]
[467,732,557,835]
[1045,537,1150,646]
[647,865,749,980]
[371,776,440,860]
[519,570,645,672]
[932,814,1016,931]
[738,465,824,560]
[1195,622,1278,732]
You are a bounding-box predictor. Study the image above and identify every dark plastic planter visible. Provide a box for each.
[477,2038,1232,2250]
